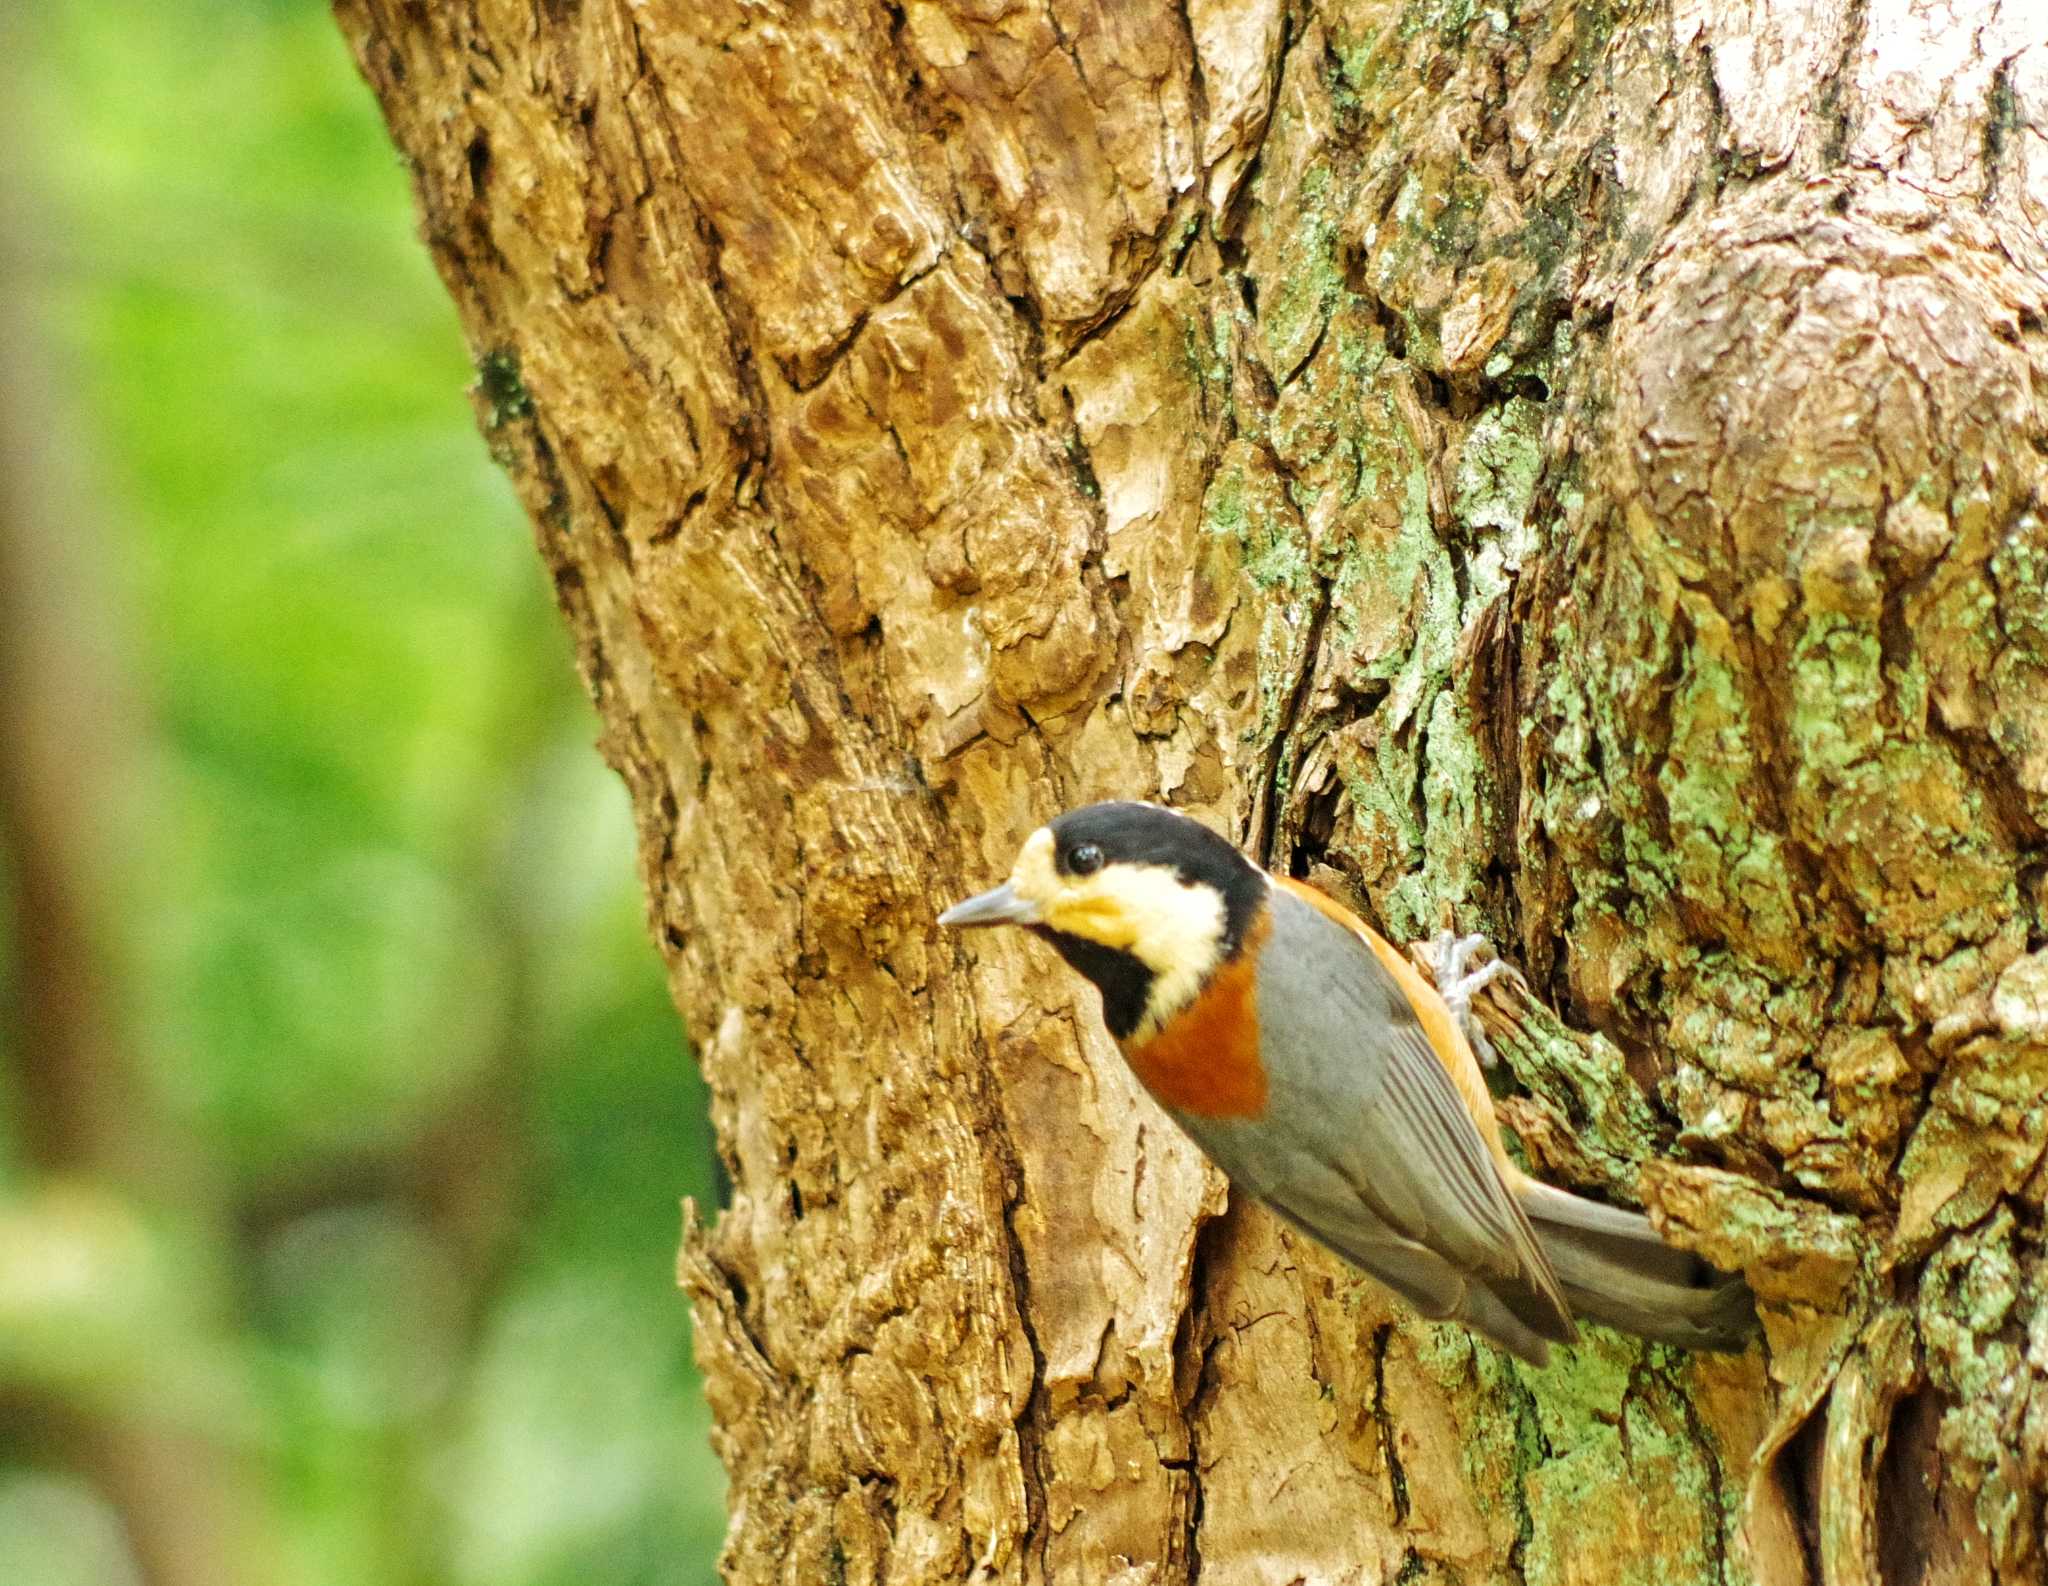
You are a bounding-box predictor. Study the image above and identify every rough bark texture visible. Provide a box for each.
[335,2,2048,1582]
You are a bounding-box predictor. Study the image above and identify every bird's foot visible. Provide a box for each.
[1429,930,1512,1068]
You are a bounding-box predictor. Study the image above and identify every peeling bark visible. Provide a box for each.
[336,1,2048,1581]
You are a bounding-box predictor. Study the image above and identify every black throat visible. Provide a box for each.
[1040,930,1155,1045]
[1032,928,1156,1040]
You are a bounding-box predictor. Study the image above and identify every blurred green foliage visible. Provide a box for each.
[2,2,725,1581]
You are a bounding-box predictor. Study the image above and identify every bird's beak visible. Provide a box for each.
[939,881,1042,929]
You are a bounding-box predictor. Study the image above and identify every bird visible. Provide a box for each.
[940,800,1757,1365]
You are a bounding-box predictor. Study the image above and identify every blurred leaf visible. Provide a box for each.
[258,1205,466,1429]
[0,1472,145,1586]
[154,847,509,1176]
[0,1182,250,1435]
[7,0,726,1580]
[254,1205,466,1586]
[442,1270,725,1586]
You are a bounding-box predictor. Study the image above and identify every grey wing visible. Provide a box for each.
[1181,889,1572,1355]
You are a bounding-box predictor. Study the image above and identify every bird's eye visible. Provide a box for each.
[1069,843,1105,876]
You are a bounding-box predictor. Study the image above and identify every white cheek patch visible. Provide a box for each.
[1004,830,1232,1036]
[1048,863,1228,1038]
[1131,926,1225,1042]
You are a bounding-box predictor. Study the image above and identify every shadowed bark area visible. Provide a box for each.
[334,2,2047,1581]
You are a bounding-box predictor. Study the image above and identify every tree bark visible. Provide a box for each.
[335,2,2048,1581]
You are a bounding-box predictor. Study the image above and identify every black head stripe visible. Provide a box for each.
[1045,802,1265,959]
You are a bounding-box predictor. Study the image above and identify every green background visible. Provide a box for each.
[2,3,726,1581]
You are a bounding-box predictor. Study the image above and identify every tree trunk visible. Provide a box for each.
[335,2,2048,1581]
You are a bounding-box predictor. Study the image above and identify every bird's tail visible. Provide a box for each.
[1514,1179,1758,1353]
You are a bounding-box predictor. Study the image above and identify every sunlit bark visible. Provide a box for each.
[340,3,2048,1581]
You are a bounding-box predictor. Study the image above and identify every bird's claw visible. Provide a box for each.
[1430,929,1511,1068]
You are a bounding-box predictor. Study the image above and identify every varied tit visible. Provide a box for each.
[941,800,1756,1366]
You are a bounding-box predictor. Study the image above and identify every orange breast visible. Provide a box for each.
[1120,911,1270,1119]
